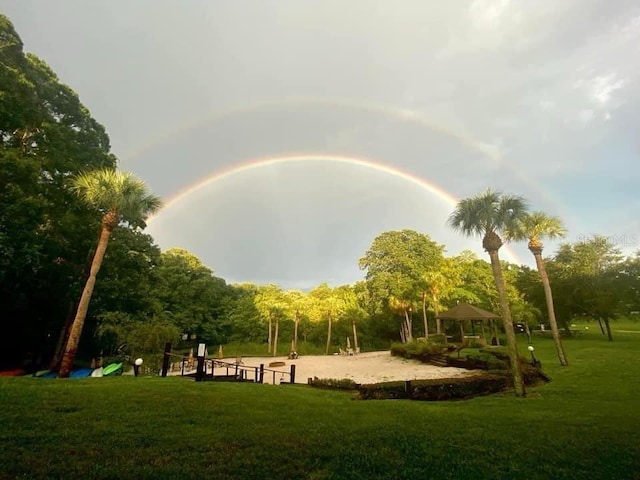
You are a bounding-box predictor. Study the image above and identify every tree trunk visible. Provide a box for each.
[404,309,413,343]
[492,319,501,346]
[597,318,605,335]
[421,292,429,339]
[273,316,279,356]
[325,313,332,355]
[268,316,272,354]
[293,310,299,351]
[352,320,359,352]
[602,317,613,342]
[49,301,75,370]
[488,249,525,397]
[59,224,113,378]
[533,252,568,366]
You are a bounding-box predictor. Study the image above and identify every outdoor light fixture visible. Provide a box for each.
[527,345,540,367]
[133,358,143,377]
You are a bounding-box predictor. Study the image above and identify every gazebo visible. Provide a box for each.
[437,303,500,344]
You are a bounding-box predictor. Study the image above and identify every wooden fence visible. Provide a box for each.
[160,342,296,384]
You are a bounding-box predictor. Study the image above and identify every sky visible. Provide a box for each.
[2,1,639,289]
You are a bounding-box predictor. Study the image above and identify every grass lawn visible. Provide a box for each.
[1,323,639,479]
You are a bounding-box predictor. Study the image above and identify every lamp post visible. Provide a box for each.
[133,358,143,377]
[527,345,540,368]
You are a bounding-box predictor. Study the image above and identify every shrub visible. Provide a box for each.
[308,377,358,390]
[427,334,448,344]
[357,373,509,401]
[466,352,508,370]
[390,341,444,360]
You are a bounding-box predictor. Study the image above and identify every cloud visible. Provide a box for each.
[3,0,639,285]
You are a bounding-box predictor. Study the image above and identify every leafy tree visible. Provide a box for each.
[421,257,461,336]
[618,253,640,314]
[306,284,346,354]
[59,169,161,377]
[0,15,117,368]
[151,248,232,345]
[285,289,306,352]
[448,189,528,397]
[96,312,180,370]
[223,283,263,344]
[388,296,416,343]
[549,236,624,341]
[254,284,289,356]
[333,285,367,352]
[359,230,444,342]
[506,212,568,365]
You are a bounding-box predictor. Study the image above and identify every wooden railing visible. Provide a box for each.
[160,342,295,384]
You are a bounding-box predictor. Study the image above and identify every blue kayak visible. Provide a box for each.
[70,368,94,378]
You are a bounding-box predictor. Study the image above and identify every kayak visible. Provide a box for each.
[70,368,93,378]
[33,369,51,377]
[91,367,104,377]
[102,362,123,376]
[0,369,25,377]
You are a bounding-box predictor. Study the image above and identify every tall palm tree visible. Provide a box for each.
[506,211,569,366]
[58,169,162,378]
[448,189,528,397]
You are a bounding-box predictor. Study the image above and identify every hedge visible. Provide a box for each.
[357,373,509,401]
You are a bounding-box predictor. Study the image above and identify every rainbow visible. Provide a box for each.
[120,96,561,211]
[147,153,523,264]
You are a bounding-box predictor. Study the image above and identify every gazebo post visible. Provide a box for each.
[459,321,465,343]
[480,321,486,340]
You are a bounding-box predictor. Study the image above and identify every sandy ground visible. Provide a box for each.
[172,351,477,385]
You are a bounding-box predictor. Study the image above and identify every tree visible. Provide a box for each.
[58,169,161,378]
[359,230,444,342]
[506,212,568,365]
[285,290,306,352]
[549,236,624,341]
[223,283,263,344]
[448,189,528,397]
[151,248,232,344]
[0,15,117,368]
[421,258,461,336]
[254,285,288,356]
[307,284,345,355]
[388,296,415,343]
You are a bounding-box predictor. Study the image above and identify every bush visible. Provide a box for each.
[357,373,509,401]
[466,352,508,370]
[308,377,358,390]
[427,334,448,344]
[390,341,444,360]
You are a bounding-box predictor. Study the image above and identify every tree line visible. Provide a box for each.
[1,15,638,384]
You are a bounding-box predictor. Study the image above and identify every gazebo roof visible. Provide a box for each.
[437,303,500,321]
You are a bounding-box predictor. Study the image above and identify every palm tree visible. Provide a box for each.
[422,260,460,335]
[58,169,162,378]
[448,189,528,397]
[506,211,568,366]
[389,296,413,343]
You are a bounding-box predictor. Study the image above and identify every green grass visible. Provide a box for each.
[1,325,639,479]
